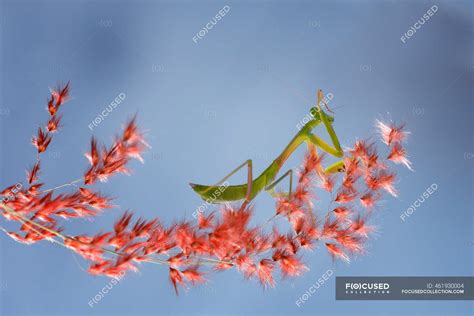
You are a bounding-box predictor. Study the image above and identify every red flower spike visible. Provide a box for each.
[335,189,357,204]
[47,115,62,132]
[169,267,184,295]
[198,212,215,229]
[51,82,70,109]
[258,259,275,288]
[114,212,133,234]
[47,95,56,116]
[350,216,374,237]
[32,128,52,153]
[376,120,408,146]
[335,233,364,254]
[365,171,397,197]
[387,143,413,171]
[360,192,381,209]
[274,251,308,277]
[167,253,188,267]
[181,266,205,285]
[85,138,100,167]
[318,173,334,192]
[333,207,351,222]
[325,243,350,263]
[26,161,41,184]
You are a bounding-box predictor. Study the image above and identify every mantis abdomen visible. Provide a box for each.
[190,161,278,203]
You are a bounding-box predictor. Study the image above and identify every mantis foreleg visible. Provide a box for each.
[305,92,345,173]
[306,134,342,158]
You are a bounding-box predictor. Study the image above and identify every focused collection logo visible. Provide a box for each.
[344,282,390,295]
[337,277,473,300]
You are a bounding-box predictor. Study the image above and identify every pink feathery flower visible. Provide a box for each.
[32,128,52,153]
[317,173,334,192]
[335,233,364,254]
[26,161,41,184]
[325,243,350,263]
[366,171,397,197]
[47,115,62,133]
[83,118,147,184]
[181,266,205,285]
[335,189,357,203]
[48,83,70,115]
[359,192,380,209]
[376,120,409,146]
[349,216,374,237]
[272,250,308,277]
[50,82,70,110]
[169,267,184,295]
[387,143,413,171]
[349,140,373,159]
[333,207,352,222]
[257,259,275,288]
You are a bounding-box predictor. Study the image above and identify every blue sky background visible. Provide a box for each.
[0,0,472,315]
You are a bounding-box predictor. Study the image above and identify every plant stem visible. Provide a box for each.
[0,202,234,268]
[40,178,83,194]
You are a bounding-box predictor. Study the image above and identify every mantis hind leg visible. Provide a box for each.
[206,159,254,206]
[264,169,293,198]
[211,159,252,187]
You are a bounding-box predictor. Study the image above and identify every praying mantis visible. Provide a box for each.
[190,90,345,205]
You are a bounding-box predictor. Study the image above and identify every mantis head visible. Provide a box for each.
[310,107,335,122]
[309,89,335,122]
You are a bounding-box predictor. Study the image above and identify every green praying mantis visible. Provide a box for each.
[190,90,345,205]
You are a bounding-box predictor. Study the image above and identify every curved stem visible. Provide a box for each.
[40,178,83,194]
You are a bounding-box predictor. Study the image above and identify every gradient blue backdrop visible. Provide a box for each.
[0,0,472,315]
